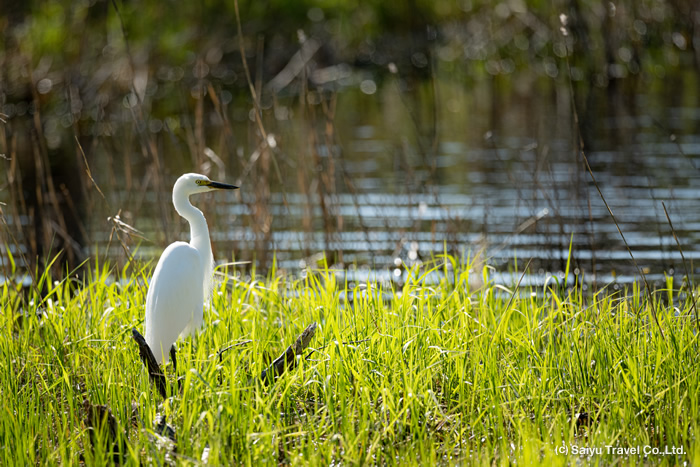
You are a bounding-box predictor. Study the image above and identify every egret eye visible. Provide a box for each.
[196,180,204,185]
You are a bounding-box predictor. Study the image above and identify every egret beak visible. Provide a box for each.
[207,181,239,190]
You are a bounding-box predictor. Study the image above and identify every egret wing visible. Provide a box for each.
[145,242,204,364]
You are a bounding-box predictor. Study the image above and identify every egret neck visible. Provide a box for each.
[173,188,214,299]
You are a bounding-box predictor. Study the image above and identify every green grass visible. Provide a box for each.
[2,255,699,465]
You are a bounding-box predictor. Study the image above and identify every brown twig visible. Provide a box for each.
[217,339,253,363]
[75,135,106,202]
[131,328,167,398]
[82,398,127,463]
[260,322,317,383]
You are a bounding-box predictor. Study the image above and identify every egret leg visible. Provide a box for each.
[169,345,177,373]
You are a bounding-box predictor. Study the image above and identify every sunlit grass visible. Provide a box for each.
[2,254,699,465]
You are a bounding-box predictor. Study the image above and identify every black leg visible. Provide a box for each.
[169,344,177,373]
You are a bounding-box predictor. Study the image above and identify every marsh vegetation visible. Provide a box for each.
[3,257,699,464]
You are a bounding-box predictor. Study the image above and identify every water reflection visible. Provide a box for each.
[89,114,700,288]
[3,68,700,287]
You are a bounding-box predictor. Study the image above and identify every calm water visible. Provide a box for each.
[6,72,700,287]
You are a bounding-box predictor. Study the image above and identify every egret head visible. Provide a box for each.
[174,173,239,197]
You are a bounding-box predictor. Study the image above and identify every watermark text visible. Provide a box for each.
[554,444,685,457]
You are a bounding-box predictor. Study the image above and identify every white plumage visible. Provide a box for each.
[144,173,238,365]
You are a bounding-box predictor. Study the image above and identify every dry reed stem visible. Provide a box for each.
[561,20,664,339]
[662,202,699,333]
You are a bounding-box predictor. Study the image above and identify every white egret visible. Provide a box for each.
[144,173,238,366]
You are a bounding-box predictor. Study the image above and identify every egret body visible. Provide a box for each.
[145,173,238,365]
